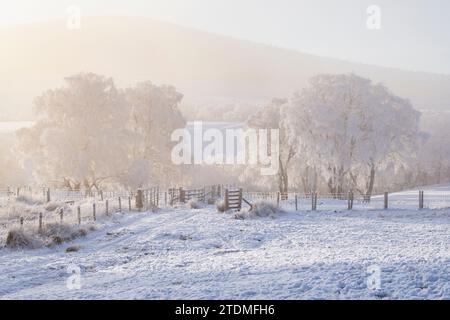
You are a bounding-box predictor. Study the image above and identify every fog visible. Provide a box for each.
[1,16,450,121]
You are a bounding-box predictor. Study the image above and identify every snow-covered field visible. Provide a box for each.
[1,188,450,300]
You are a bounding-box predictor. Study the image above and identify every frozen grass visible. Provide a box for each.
[5,228,43,249]
[143,203,159,212]
[44,201,65,212]
[2,192,450,299]
[187,198,200,209]
[0,195,140,249]
[39,223,90,246]
[5,223,96,249]
[15,195,44,206]
[0,203,40,223]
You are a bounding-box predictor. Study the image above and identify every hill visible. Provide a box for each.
[1,16,449,119]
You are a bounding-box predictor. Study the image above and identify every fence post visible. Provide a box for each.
[348,191,354,210]
[419,191,424,209]
[77,206,81,225]
[100,190,104,201]
[418,191,421,209]
[136,189,144,211]
[165,192,167,207]
[238,188,243,211]
[128,196,131,211]
[311,191,315,211]
[277,192,280,206]
[105,200,109,215]
[313,192,318,211]
[118,197,122,212]
[46,188,51,203]
[59,209,64,223]
[38,212,43,232]
[93,203,96,221]
[179,187,185,203]
[384,192,389,210]
[315,192,318,210]
[295,195,298,211]
[422,190,424,209]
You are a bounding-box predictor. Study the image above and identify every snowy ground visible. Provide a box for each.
[1,193,450,300]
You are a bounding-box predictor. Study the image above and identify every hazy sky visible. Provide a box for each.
[1,0,449,74]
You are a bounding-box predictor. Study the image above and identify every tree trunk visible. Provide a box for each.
[364,164,376,202]
[327,166,337,198]
[278,157,289,193]
[301,166,310,197]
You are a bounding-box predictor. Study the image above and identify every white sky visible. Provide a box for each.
[1,0,449,74]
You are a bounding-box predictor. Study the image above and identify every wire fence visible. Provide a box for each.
[1,185,450,236]
[242,189,450,211]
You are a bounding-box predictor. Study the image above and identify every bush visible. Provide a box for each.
[40,223,88,246]
[5,223,91,250]
[188,198,200,209]
[45,202,64,212]
[5,228,42,249]
[216,200,227,213]
[142,203,159,212]
[15,195,43,206]
[66,245,81,253]
[234,201,283,220]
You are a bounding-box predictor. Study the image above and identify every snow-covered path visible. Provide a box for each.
[1,205,450,299]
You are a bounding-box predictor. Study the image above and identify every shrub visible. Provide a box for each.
[45,202,64,212]
[5,223,91,250]
[41,223,88,246]
[15,195,43,206]
[66,246,81,253]
[216,200,227,213]
[144,203,159,212]
[234,201,283,220]
[188,198,200,209]
[5,228,42,249]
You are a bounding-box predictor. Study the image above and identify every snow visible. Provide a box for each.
[1,187,450,299]
[0,121,34,134]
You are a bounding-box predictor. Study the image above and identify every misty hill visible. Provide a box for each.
[1,16,449,120]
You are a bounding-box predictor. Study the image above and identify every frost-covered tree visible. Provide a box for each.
[417,112,450,185]
[124,81,186,187]
[17,75,187,190]
[180,101,258,122]
[17,73,136,190]
[285,74,421,198]
[0,136,28,187]
[243,98,295,193]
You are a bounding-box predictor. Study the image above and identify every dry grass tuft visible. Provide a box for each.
[234,201,283,220]
[188,198,200,209]
[216,200,227,213]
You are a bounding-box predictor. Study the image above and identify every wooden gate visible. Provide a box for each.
[225,188,243,211]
